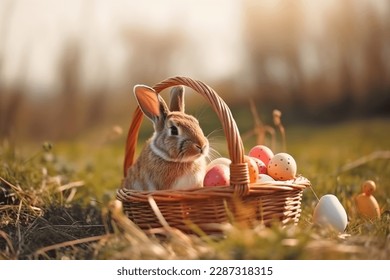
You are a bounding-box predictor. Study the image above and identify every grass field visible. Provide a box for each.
[0,116,389,260]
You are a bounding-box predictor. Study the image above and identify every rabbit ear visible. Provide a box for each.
[169,86,185,112]
[133,85,169,122]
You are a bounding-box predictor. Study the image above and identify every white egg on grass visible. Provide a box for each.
[312,194,348,232]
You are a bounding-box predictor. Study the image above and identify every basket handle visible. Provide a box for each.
[123,76,250,195]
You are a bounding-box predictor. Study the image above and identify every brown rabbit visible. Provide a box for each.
[122,85,209,191]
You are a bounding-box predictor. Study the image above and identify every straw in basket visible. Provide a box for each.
[116,76,311,235]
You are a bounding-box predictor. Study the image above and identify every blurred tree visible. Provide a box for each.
[242,0,304,105]
[0,0,17,139]
[56,39,84,139]
[324,0,390,118]
[241,0,390,121]
[120,27,186,88]
[360,5,390,115]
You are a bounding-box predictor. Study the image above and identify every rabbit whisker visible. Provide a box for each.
[206,146,222,162]
[206,128,223,140]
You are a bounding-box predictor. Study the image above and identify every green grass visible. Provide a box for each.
[0,117,389,260]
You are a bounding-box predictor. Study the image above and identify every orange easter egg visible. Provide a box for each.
[244,155,259,183]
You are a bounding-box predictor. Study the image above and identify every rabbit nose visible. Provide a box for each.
[196,144,208,154]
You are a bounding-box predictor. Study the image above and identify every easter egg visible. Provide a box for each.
[248,145,274,166]
[257,174,275,183]
[206,157,231,172]
[312,194,348,232]
[267,153,297,180]
[203,164,230,187]
[244,155,259,183]
[250,157,267,174]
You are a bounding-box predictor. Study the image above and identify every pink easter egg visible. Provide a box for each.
[248,145,274,166]
[203,164,230,187]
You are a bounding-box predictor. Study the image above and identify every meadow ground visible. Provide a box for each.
[0,116,389,260]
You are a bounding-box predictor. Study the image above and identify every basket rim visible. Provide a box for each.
[117,175,311,203]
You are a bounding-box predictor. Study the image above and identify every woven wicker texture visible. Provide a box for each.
[117,76,310,234]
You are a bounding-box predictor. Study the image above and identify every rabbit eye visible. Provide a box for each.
[170,125,179,136]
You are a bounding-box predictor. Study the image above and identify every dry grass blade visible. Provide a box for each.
[15,200,23,224]
[108,200,150,242]
[146,196,215,259]
[242,99,276,149]
[0,176,44,223]
[273,109,286,151]
[148,195,171,231]
[33,234,111,259]
[0,230,16,259]
[338,150,390,173]
[57,180,85,192]
[306,239,364,255]
[0,176,23,194]
[55,181,85,204]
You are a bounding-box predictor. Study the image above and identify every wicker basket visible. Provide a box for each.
[116,76,310,235]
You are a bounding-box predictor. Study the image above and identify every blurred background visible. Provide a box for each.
[0,0,389,142]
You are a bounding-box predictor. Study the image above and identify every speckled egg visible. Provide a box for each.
[267,153,297,180]
[248,145,274,166]
[203,164,230,187]
[250,157,267,174]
